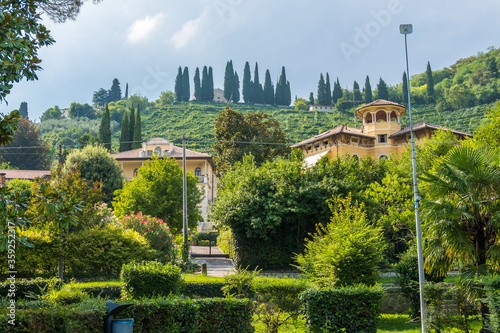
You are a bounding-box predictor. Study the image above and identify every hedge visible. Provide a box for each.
[0,278,62,300]
[183,282,226,298]
[299,285,385,333]
[0,298,254,333]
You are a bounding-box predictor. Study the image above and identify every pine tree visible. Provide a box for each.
[193,67,201,100]
[108,78,122,102]
[402,71,409,104]
[133,105,142,149]
[175,66,183,102]
[19,102,28,118]
[128,107,135,151]
[242,61,253,103]
[263,69,275,105]
[353,81,362,105]
[182,67,190,102]
[208,67,214,101]
[253,62,264,104]
[201,66,209,101]
[317,73,326,105]
[119,112,129,152]
[333,77,343,103]
[99,104,111,151]
[308,92,314,105]
[325,73,332,105]
[224,60,235,102]
[364,76,373,103]
[124,83,129,99]
[377,77,389,100]
[233,71,240,103]
[426,61,435,103]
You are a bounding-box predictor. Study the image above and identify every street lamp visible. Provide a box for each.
[400,23,426,333]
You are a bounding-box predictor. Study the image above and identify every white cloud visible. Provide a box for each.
[126,13,165,44]
[169,11,207,49]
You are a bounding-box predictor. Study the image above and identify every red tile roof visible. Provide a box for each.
[389,122,473,138]
[113,146,212,160]
[356,99,406,118]
[291,125,375,148]
[0,169,51,180]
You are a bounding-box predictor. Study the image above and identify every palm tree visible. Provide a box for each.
[420,145,500,330]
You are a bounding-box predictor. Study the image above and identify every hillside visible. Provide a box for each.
[39,47,500,153]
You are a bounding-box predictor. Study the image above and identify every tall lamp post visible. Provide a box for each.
[400,24,426,333]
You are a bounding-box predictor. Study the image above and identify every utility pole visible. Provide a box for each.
[58,144,63,280]
[182,135,188,261]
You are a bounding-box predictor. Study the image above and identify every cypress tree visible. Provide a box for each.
[402,71,409,104]
[426,61,435,103]
[19,102,28,118]
[317,73,326,105]
[128,107,135,151]
[325,73,332,105]
[263,69,275,105]
[119,112,129,152]
[124,83,129,99]
[253,62,264,104]
[224,60,235,102]
[174,66,183,102]
[133,105,142,149]
[208,67,214,101]
[308,92,315,105]
[201,66,209,101]
[182,67,190,102]
[377,77,389,100]
[99,103,111,151]
[333,77,343,103]
[233,71,240,103]
[353,81,362,105]
[276,67,291,106]
[364,76,373,103]
[242,61,253,103]
[193,67,201,100]
[108,78,122,102]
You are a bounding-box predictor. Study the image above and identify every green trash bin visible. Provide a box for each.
[112,318,134,333]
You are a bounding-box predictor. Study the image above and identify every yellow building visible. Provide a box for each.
[113,138,216,230]
[292,99,472,167]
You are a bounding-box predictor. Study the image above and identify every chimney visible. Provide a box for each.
[0,173,6,187]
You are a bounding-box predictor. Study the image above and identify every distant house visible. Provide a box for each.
[292,99,472,167]
[0,169,51,187]
[113,138,217,230]
[213,88,228,103]
[308,105,334,112]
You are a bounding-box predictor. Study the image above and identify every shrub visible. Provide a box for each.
[299,285,385,333]
[64,224,155,276]
[0,277,62,300]
[394,246,444,319]
[196,298,254,333]
[483,275,500,332]
[183,282,225,298]
[121,212,176,263]
[120,261,183,299]
[222,267,259,299]
[295,195,386,287]
[14,228,60,278]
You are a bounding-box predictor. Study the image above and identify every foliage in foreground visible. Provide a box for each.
[295,194,386,287]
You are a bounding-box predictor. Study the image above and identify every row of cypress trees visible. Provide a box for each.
[98,103,142,152]
[175,66,214,102]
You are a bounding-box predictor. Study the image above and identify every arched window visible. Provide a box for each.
[351,154,360,161]
[195,167,201,177]
[376,111,387,122]
[390,111,398,122]
[154,146,161,156]
[378,154,389,160]
[365,113,373,124]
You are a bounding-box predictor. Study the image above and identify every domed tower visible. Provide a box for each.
[356,99,406,143]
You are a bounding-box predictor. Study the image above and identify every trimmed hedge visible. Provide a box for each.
[120,261,183,299]
[183,282,226,298]
[0,298,254,333]
[299,285,385,333]
[196,298,254,333]
[0,278,62,300]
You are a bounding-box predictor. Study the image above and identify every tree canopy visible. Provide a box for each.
[112,154,203,234]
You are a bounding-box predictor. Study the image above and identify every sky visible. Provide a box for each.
[2,0,500,121]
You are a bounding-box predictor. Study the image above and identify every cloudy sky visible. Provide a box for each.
[2,0,500,120]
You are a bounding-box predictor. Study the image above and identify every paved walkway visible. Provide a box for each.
[191,246,235,277]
